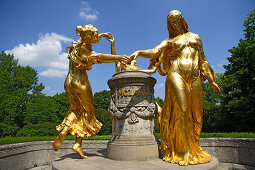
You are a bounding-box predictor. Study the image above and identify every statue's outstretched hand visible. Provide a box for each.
[129,51,139,61]
[106,33,115,44]
[119,55,129,64]
[99,33,115,44]
[211,82,222,94]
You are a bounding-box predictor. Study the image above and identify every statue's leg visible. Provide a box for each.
[53,111,76,151]
[53,125,69,151]
[189,78,211,164]
[72,136,88,159]
[190,78,203,142]
[166,73,190,165]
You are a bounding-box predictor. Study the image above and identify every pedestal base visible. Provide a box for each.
[107,135,159,160]
[52,149,219,170]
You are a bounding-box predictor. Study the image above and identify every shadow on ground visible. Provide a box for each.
[55,149,107,161]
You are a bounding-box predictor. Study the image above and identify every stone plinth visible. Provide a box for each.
[107,71,159,161]
[52,152,219,170]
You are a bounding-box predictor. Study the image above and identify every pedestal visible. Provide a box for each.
[107,71,159,161]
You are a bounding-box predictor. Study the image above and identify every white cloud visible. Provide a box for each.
[6,33,73,77]
[39,68,68,78]
[79,1,99,22]
[42,86,57,96]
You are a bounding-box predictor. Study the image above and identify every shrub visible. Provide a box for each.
[16,122,59,136]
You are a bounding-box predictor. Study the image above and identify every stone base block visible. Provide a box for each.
[107,135,159,161]
[107,143,159,161]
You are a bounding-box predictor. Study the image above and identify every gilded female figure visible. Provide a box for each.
[53,24,128,158]
[130,10,222,165]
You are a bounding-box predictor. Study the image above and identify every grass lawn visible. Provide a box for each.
[0,135,110,145]
[0,133,254,145]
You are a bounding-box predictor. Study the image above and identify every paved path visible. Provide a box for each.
[52,149,219,170]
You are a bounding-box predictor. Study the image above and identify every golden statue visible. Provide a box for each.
[53,24,128,159]
[130,10,222,165]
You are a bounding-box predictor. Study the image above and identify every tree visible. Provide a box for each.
[220,11,255,132]
[0,51,44,137]
[95,107,112,135]
[155,97,164,108]
[24,95,59,125]
[93,90,112,135]
[52,92,70,121]
[93,90,111,110]
[202,73,223,132]
[155,97,164,133]
[17,122,59,137]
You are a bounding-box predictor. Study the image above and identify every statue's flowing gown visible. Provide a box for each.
[159,32,214,164]
[56,49,102,138]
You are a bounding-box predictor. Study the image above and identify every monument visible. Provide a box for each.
[52,9,222,167]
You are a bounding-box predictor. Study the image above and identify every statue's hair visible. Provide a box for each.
[76,24,100,43]
[167,10,189,38]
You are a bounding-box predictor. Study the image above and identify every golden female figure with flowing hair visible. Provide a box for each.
[130,10,222,165]
[53,24,128,158]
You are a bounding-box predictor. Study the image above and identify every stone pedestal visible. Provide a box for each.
[107,71,159,161]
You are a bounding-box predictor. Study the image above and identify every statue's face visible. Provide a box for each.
[81,30,98,44]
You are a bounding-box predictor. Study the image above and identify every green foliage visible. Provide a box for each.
[0,135,111,145]
[1,133,255,145]
[19,93,70,137]
[95,107,112,135]
[0,51,44,137]
[154,97,164,133]
[155,97,164,108]
[16,122,59,137]
[24,95,59,124]
[93,90,112,135]
[52,92,70,121]
[202,73,223,132]
[0,122,19,137]
[200,132,255,138]
[93,90,111,110]
[220,11,255,132]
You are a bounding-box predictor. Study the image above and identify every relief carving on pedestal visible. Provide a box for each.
[108,86,156,124]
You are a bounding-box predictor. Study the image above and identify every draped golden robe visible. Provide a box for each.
[56,50,102,138]
[158,32,215,165]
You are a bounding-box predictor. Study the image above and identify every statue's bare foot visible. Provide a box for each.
[163,152,171,162]
[72,143,88,159]
[53,133,65,151]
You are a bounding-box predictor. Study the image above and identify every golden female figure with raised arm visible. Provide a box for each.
[53,24,128,159]
[130,10,222,165]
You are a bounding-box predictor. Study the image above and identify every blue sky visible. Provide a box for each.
[1,0,254,99]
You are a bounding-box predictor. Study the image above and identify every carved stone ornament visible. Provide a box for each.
[108,100,156,123]
[107,71,159,161]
